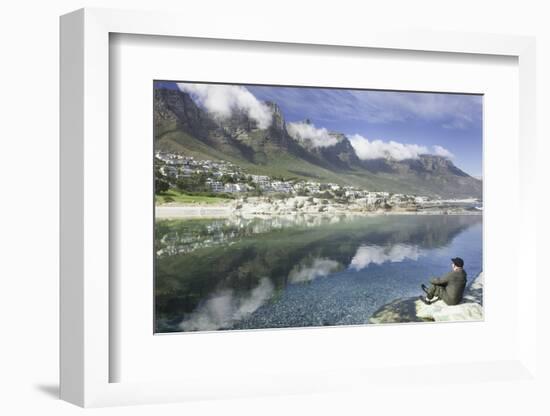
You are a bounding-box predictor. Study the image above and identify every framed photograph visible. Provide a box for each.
[60,8,538,407]
[153,80,484,334]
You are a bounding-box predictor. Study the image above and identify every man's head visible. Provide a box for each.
[451,257,464,271]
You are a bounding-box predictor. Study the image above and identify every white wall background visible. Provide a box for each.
[0,0,548,414]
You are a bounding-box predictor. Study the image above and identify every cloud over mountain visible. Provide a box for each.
[176,83,460,162]
[287,121,339,148]
[177,83,273,129]
[432,145,454,159]
[348,134,454,161]
[349,134,428,161]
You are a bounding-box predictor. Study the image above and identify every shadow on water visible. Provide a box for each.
[155,214,482,332]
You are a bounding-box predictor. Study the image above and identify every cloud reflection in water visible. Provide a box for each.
[288,258,341,283]
[179,278,274,331]
[349,244,421,271]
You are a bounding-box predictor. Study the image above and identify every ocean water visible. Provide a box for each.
[155,214,482,332]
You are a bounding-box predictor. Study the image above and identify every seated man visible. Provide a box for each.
[420,257,467,305]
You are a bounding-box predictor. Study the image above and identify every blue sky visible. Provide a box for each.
[156,81,483,177]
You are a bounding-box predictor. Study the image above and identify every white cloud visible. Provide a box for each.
[177,83,273,129]
[287,121,339,148]
[179,278,274,331]
[348,134,429,161]
[288,258,341,283]
[349,244,421,271]
[348,134,454,161]
[432,145,454,159]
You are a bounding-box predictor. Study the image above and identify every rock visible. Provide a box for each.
[463,272,483,305]
[415,299,483,321]
[369,272,484,324]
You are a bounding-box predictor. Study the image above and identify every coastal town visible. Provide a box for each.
[155,151,482,217]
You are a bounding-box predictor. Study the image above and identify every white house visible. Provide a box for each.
[208,180,224,193]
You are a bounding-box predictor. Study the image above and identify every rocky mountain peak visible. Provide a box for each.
[264,101,285,132]
[415,154,469,177]
[154,88,217,137]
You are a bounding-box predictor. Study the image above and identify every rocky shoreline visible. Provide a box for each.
[369,272,484,324]
[156,196,482,219]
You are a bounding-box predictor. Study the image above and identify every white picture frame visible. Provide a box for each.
[60,7,538,408]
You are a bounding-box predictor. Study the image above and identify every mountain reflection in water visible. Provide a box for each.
[155,214,482,332]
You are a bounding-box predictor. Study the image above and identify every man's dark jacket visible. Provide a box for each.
[430,269,467,305]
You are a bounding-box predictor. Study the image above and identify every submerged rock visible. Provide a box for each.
[368,297,426,324]
[369,272,484,324]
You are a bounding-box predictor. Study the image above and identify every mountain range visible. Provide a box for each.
[154,88,482,199]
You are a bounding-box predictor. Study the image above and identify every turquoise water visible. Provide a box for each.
[155,215,482,332]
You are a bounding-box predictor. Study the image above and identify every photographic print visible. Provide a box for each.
[154,81,483,333]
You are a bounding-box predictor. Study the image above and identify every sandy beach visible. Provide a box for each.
[155,205,233,218]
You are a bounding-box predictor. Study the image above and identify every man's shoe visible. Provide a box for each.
[419,296,432,305]
[421,284,430,295]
